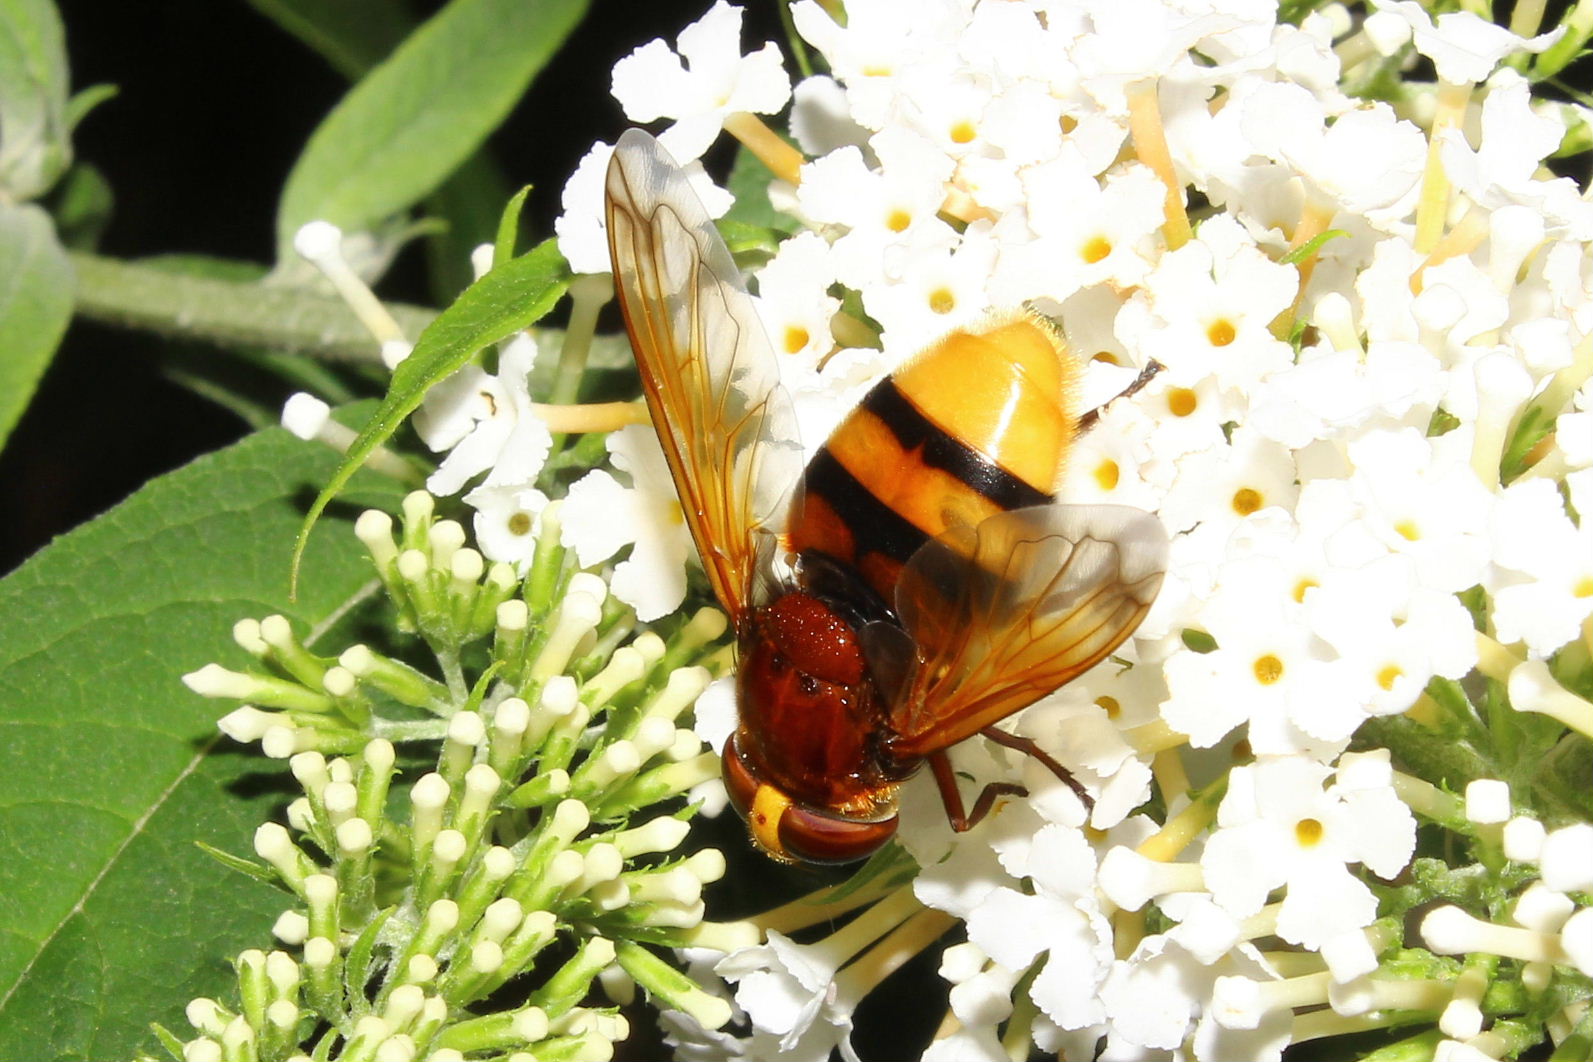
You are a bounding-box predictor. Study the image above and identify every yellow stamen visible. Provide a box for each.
[1137,777,1226,862]
[1404,692,1442,727]
[1126,80,1192,250]
[834,904,957,1008]
[529,399,650,434]
[1152,747,1190,805]
[1509,0,1548,39]
[1411,206,1489,294]
[1414,81,1475,255]
[722,111,805,186]
[1475,632,1523,684]
[1123,718,1190,755]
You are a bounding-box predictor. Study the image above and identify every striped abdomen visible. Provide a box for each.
[788,312,1081,604]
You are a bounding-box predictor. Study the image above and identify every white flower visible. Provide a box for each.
[1343,429,1494,594]
[1439,72,1593,239]
[1239,84,1426,223]
[555,139,734,276]
[561,425,696,622]
[966,821,1116,1031]
[752,231,841,366]
[1115,216,1297,395]
[1489,476,1593,655]
[1369,1,1564,85]
[1162,550,1347,754]
[715,931,858,1060]
[413,334,551,497]
[796,129,956,291]
[860,222,998,354]
[463,483,549,569]
[1200,754,1415,949]
[610,1,792,162]
[790,0,968,130]
[988,161,1165,306]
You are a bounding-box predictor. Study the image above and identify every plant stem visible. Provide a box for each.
[69,250,438,362]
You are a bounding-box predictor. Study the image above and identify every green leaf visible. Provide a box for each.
[247,0,414,79]
[0,0,70,200]
[0,425,406,1059]
[1279,228,1347,265]
[63,81,116,133]
[274,0,588,261]
[425,153,515,300]
[0,202,73,453]
[291,238,568,591]
[724,142,802,235]
[494,184,532,268]
[49,160,113,249]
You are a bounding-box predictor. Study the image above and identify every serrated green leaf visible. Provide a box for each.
[0,202,73,453]
[291,238,568,591]
[275,0,588,261]
[0,425,406,1059]
[0,0,70,199]
[247,0,414,79]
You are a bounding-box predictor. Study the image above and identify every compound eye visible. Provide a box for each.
[780,805,898,865]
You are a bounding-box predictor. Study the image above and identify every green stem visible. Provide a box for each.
[68,251,437,362]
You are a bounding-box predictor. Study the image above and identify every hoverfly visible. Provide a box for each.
[605,129,1168,864]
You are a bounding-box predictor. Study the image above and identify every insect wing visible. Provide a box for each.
[887,504,1168,757]
[605,129,803,621]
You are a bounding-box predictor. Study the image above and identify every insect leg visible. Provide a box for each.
[928,749,1027,832]
[979,725,1094,811]
[1075,360,1164,436]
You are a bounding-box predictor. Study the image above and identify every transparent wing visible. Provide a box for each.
[887,504,1168,757]
[605,129,803,622]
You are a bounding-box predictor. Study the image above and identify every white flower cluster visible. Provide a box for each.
[396,1,1593,1058]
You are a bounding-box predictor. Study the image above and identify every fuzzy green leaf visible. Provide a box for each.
[290,238,568,592]
[0,202,73,453]
[0,0,70,200]
[246,0,413,78]
[0,425,405,1059]
[274,0,587,260]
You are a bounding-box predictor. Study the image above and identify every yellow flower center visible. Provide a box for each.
[949,120,977,144]
[928,287,957,314]
[507,512,533,536]
[885,208,912,233]
[1094,459,1121,491]
[1253,654,1284,685]
[1206,318,1237,347]
[1295,818,1324,847]
[1395,520,1420,541]
[1573,576,1593,599]
[1096,695,1121,718]
[1081,235,1112,264]
[1292,578,1318,604]
[783,325,810,354]
[1377,665,1403,691]
[1232,488,1263,516]
[1167,387,1197,417]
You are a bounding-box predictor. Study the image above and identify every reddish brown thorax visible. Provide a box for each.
[732,590,899,815]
